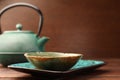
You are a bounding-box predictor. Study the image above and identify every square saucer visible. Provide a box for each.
[8,59,105,77]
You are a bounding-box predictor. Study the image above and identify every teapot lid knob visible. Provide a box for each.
[16,24,23,31]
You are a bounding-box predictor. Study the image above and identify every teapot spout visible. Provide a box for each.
[37,36,49,51]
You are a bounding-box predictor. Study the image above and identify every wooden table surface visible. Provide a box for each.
[0,58,120,80]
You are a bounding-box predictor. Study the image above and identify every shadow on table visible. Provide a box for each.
[9,69,109,80]
[62,69,110,80]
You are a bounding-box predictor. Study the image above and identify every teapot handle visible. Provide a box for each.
[0,3,43,37]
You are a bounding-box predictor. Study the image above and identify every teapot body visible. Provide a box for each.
[0,32,40,52]
[0,32,49,66]
[0,3,49,66]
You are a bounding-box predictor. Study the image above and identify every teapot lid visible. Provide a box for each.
[4,24,33,34]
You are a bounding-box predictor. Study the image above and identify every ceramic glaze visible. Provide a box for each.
[26,52,82,57]
[0,26,49,52]
[8,59,105,78]
[8,60,105,70]
[24,52,83,71]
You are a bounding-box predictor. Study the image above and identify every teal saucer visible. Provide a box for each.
[8,59,105,77]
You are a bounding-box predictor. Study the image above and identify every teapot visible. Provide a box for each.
[0,3,49,66]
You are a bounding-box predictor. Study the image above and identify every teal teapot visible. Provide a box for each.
[0,3,49,66]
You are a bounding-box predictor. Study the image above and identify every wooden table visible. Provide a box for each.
[0,58,120,80]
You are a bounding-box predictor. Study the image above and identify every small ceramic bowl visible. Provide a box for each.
[24,52,83,71]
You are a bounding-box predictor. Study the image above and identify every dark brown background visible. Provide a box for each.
[0,0,120,58]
